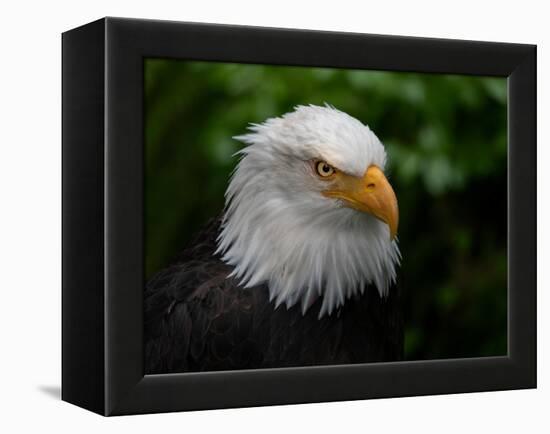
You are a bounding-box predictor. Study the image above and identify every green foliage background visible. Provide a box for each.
[145,59,508,360]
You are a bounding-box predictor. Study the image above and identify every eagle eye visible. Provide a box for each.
[315,161,336,178]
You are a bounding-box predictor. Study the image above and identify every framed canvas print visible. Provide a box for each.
[62,17,536,416]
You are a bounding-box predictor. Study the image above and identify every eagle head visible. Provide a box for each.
[216,105,401,317]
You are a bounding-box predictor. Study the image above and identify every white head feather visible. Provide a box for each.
[216,105,400,317]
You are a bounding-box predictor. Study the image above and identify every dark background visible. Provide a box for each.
[145,59,507,361]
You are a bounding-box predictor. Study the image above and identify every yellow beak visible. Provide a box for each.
[322,165,399,240]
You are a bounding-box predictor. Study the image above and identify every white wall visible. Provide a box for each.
[0,0,546,432]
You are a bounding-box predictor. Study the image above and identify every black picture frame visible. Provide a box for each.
[62,17,536,416]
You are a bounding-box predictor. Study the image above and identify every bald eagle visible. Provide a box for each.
[145,105,402,374]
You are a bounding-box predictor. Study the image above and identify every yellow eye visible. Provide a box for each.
[315,161,335,178]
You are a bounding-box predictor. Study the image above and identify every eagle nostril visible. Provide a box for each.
[367,183,375,189]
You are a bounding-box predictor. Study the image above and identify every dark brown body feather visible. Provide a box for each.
[144,219,403,374]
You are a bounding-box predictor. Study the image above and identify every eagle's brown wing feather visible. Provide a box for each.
[144,219,403,374]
